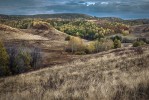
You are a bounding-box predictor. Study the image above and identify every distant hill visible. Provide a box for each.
[0,13,94,19]
[33,13,94,19]
[99,17,124,22]
[0,13,149,25]
[126,19,149,25]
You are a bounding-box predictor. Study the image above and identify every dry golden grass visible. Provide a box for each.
[0,24,20,32]
[1,45,149,100]
[0,24,50,40]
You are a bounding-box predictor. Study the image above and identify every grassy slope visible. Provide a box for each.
[0,24,67,48]
[0,24,49,40]
[130,24,149,38]
[0,24,77,68]
[0,45,149,100]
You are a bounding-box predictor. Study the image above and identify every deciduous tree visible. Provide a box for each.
[0,41,10,76]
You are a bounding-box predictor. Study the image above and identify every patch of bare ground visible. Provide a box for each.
[1,45,149,100]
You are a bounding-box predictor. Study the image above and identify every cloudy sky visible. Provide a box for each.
[0,0,149,19]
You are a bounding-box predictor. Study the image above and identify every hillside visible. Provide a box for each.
[0,24,49,40]
[0,45,149,100]
[129,24,149,42]
[0,23,68,42]
[131,24,149,34]
[0,23,78,69]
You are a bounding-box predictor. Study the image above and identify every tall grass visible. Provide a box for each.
[0,46,149,100]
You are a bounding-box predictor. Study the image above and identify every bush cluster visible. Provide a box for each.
[65,37,86,54]
[133,40,146,47]
[65,37,114,55]
[113,39,121,48]
[0,41,42,76]
[32,21,50,30]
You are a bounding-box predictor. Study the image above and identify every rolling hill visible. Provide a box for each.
[0,13,149,23]
[0,24,49,40]
[0,45,149,100]
[0,13,149,100]
[0,23,77,69]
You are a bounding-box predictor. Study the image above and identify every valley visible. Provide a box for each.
[0,13,149,100]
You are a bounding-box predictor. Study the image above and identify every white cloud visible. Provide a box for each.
[101,2,109,5]
[0,0,149,18]
[86,2,96,6]
[79,1,96,6]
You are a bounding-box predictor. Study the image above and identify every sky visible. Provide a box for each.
[0,0,149,19]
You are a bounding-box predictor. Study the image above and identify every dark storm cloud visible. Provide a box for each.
[0,0,149,19]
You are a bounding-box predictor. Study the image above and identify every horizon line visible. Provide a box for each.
[0,13,149,20]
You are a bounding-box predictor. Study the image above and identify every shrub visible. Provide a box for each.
[114,39,121,48]
[94,39,114,52]
[14,51,31,73]
[133,41,146,47]
[86,39,114,53]
[7,47,42,75]
[86,42,96,53]
[0,41,10,76]
[65,37,86,53]
[32,21,50,30]
[30,48,42,68]
[102,39,114,50]
[111,35,122,42]
[7,47,18,74]
[75,51,86,55]
[65,35,71,41]
[65,37,114,54]
[122,30,129,36]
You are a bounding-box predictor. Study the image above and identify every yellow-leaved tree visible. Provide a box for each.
[66,36,86,54]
